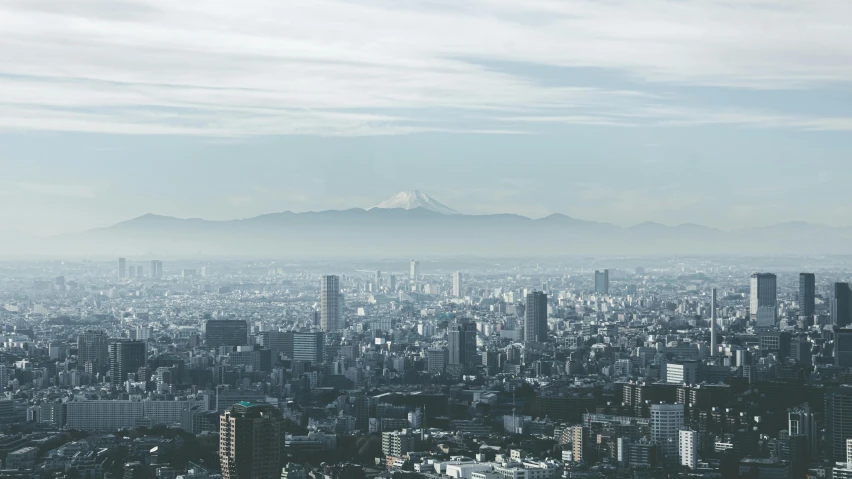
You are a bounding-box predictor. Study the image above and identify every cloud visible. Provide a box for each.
[0,0,850,135]
[16,182,96,198]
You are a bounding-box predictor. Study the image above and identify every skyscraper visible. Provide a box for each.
[800,273,815,317]
[826,387,852,462]
[835,328,852,367]
[320,275,340,332]
[710,288,718,357]
[291,332,325,364]
[118,257,126,279]
[651,403,684,466]
[205,320,248,348]
[375,270,382,289]
[410,260,420,280]
[595,270,609,295]
[788,403,818,458]
[109,340,146,382]
[150,260,163,279]
[389,274,397,292]
[832,282,852,328]
[452,272,463,298]
[219,402,282,479]
[750,273,777,328]
[77,330,109,375]
[448,320,476,375]
[524,291,548,344]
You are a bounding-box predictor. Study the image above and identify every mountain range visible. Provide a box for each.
[3,191,852,258]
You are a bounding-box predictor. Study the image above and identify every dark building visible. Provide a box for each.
[77,330,109,375]
[524,291,548,344]
[219,402,282,479]
[758,331,791,359]
[109,340,147,382]
[832,282,852,328]
[825,387,852,462]
[790,337,812,367]
[835,328,852,367]
[799,273,815,317]
[595,270,610,295]
[448,320,477,375]
[205,319,248,348]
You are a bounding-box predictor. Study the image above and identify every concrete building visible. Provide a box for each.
[220,402,282,479]
[452,272,463,298]
[800,273,815,317]
[320,275,340,332]
[205,319,248,348]
[833,283,852,328]
[109,340,146,382]
[651,404,684,466]
[524,291,548,344]
[77,330,109,376]
[679,429,698,470]
[750,273,777,328]
[595,270,609,295]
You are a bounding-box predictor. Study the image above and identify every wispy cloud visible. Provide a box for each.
[16,181,96,198]
[0,0,850,135]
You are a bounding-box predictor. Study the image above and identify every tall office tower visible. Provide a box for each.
[750,273,777,328]
[595,269,610,295]
[320,275,340,332]
[375,270,382,289]
[150,260,163,279]
[219,402,282,479]
[205,319,248,348]
[452,272,463,298]
[835,328,852,367]
[292,332,325,364]
[389,274,397,292]
[788,404,818,458]
[524,291,548,344]
[710,288,718,357]
[826,387,852,462]
[77,330,109,375]
[650,404,684,466]
[448,320,477,374]
[678,429,698,470]
[108,340,146,382]
[118,258,127,279]
[800,273,816,317]
[410,260,420,280]
[832,283,852,328]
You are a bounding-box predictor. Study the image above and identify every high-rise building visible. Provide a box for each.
[836,328,852,367]
[109,340,146,382]
[678,429,698,470]
[205,320,248,348]
[77,330,109,375]
[524,291,548,344]
[595,270,609,295]
[826,387,852,462]
[389,274,397,292]
[800,273,816,317]
[448,320,477,374]
[375,270,382,289]
[710,288,718,357]
[320,275,340,332]
[219,402,282,479]
[410,260,420,280]
[788,403,818,458]
[452,272,463,298]
[150,260,163,279]
[118,258,127,279]
[750,273,777,328]
[651,403,684,466]
[833,282,852,328]
[292,332,324,364]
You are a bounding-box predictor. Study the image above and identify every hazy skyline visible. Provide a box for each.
[2,0,852,235]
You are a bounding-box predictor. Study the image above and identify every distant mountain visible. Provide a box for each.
[371,190,460,215]
[3,207,852,258]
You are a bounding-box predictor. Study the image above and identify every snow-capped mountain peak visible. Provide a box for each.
[371,190,460,215]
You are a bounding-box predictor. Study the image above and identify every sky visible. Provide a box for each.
[1,0,852,235]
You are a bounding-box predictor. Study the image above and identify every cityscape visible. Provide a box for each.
[1,249,852,479]
[2,0,852,478]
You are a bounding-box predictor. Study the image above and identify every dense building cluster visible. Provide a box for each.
[0,256,852,479]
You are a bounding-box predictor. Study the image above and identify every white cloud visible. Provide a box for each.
[16,182,96,198]
[0,0,850,135]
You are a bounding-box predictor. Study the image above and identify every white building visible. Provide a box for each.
[679,429,698,470]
